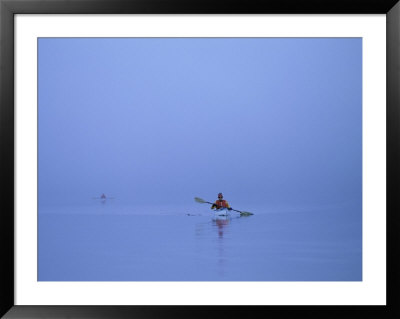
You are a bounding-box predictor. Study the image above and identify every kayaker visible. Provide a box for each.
[211,193,232,210]
[100,193,106,199]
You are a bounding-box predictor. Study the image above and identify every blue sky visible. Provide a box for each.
[38,38,362,208]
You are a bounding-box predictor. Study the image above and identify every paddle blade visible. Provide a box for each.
[240,211,254,216]
[194,197,207,204]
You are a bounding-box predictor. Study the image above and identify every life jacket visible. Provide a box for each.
[215,200,229,208]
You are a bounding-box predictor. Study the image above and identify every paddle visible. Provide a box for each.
[194,197,253,216]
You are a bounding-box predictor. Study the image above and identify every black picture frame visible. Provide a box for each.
[1,0,399,318]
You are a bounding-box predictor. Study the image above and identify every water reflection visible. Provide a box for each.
[212,216,231,279]
[213,216,230,238]
[194,215,246,280]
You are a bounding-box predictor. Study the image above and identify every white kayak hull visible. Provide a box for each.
[211,207,253,218]
[213,208,232,217]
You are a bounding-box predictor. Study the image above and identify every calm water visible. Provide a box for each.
[38,201,362,281]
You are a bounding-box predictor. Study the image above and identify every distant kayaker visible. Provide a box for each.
[211,193,232,210]
[100,193,106,199]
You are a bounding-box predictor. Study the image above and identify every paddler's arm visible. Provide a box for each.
[225,201,232,210]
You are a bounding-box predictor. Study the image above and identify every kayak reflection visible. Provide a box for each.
[212,216,230,278]
[213,216,230,239]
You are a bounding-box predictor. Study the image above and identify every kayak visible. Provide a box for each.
[212,207,254,218]
[213,207,232,217]
[195,197,254,216]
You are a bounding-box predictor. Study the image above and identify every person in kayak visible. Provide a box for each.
[100,193,106,199]
[211,193,232,210]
